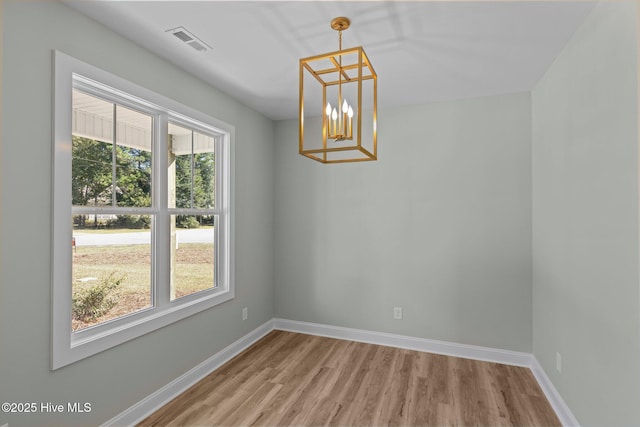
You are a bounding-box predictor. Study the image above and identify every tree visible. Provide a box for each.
[72,136,152,228]
[116,146,152,208]
[174,151,215,227]
[194,152,215,209]
[72,136,113,206]
[72,136,113,226]
[175,154,192,209]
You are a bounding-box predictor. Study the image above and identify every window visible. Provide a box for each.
[52,51,234,369]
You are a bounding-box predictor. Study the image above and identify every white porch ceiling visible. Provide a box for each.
[64,1,596,121]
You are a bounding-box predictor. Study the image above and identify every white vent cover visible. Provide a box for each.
[166,26,212,52]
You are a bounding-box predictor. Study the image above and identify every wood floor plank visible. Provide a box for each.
[138,331,561,427]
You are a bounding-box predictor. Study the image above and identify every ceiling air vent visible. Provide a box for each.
[166,26,212,52]
[187,41,207,52]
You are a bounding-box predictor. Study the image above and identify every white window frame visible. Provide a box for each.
[52,51,235,370]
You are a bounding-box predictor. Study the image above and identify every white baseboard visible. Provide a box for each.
[273,318,532,367]
[101,320,274,427]
[530,356,580,427]
[102,317,579,427]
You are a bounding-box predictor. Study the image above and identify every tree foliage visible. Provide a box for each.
[116,146,152,208]
[72,136,113,207]
[72,135,152,208]
[174,152,215,209]
[174,151,215,228]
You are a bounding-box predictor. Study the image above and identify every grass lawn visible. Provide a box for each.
[72,243,214,331]
[74,228,149,234]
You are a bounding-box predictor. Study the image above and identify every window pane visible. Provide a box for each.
[193,131,216,209]
[170,215,215,301]
[168,123,215,209]
[168,123,191,208]
[72,214,152,331]
[115,105,153,208]
[72,90,114,207]
[72,90,153,208]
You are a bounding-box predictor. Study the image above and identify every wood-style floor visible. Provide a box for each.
[139,330,561,426]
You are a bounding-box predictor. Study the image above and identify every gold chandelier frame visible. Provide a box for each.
[299,17,378,164]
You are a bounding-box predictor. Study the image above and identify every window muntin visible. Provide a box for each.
[53,51,234,369]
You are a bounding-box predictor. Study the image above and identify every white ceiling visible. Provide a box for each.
[64,1,596,121]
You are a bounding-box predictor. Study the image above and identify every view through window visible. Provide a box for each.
[70,92,220,331]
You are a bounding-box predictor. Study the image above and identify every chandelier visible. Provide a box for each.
[299,17,378,164]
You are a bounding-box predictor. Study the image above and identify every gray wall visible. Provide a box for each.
[0,2,274,426]
[274,93,533,352]
[532,1,640,425]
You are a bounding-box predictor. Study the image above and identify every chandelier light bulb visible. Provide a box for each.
[342,99,349,112]
[331,108,338,120]
[325,102,332,116]
[348,105,354,118]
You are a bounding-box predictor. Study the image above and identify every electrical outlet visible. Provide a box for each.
[393,306,403,320]
[556,352,562,373]
[242,307,248,321]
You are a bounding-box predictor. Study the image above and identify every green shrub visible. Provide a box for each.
[72,273,125,322]
[176,216,200,229]
[114,214,151,229]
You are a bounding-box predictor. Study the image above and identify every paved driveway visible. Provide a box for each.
[74,228,214,246]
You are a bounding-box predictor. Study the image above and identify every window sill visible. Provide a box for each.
[55,288,234,370]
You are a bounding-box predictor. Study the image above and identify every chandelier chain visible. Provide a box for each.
[338,29,343,122]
